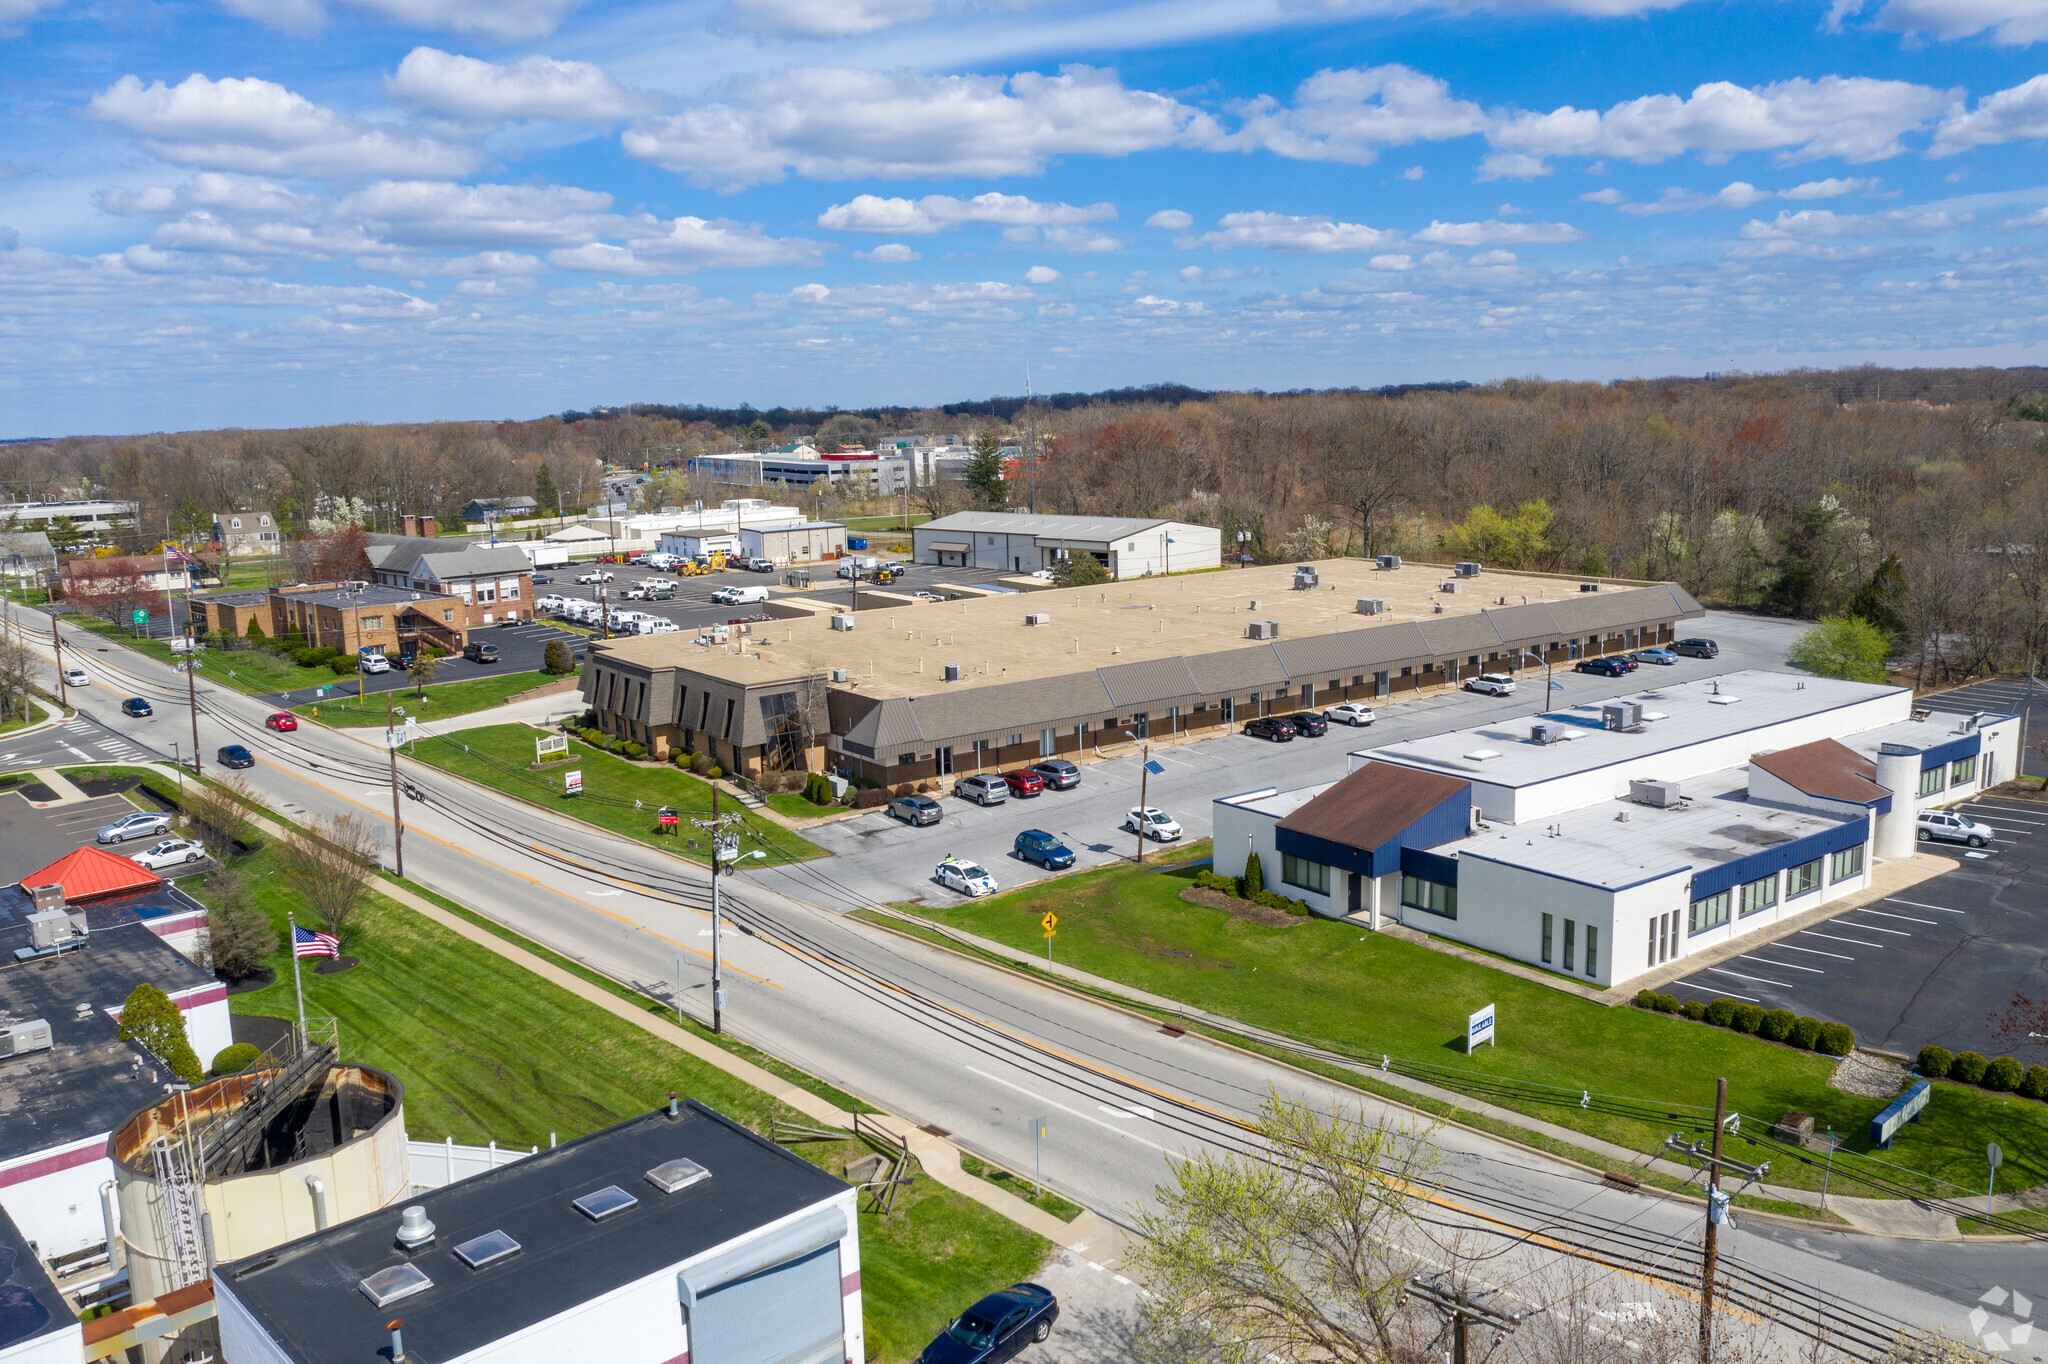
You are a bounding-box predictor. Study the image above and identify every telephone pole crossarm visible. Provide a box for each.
[1403,1275,1528,1364]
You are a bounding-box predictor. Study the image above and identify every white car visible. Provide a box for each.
[1464,673,1517,696]
[359,653,392,675]
[1918,809,1994,848]
[1027,568,1056,581]
[935,858,998,897]
[62,667,88,688]
[575,570,614,584]
[1324,703,1376,727]
[130,838,206,870]
[1123,807,1183,842]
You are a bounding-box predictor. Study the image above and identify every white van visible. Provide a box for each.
[711,585,770,605]
[631,618,680,635]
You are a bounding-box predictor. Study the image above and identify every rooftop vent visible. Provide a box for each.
[1377,555,1402,570]
[1292,566,1319,590]
[942,663,962,682]
[1462,748,1502,761]
[1530,721,1566,746]
[1630,778,1681,808]
[452,1230,522,1269]
[646,1157,711,1194]
[1246,620,1279,640]
[359,1264,433,1308]
[1602,701,1643,731]
[830,667,849,683]
[1024,613,1051,626]
[394,1206,435,1250]
[573,1185,640,1222]
[1356,598,1385,615]
[1455,561,1482,577]
[1707,694,1741,706]
[1440,580,1462,593]
[0,1020,51,1059]
[829,613,854,631]
[1579,582,1600,592]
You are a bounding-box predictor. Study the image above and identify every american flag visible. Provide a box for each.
[293,925,340,959]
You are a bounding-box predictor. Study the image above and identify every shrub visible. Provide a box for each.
[1704,998,1738,1029]
[1760,1009,1797,1042]
[620,742,645,759]
[852,788,890,809]
[1915,1044,1953,1078]
[1242,851,1264,899]
[1680,999,1707,1021]
[580,727,605,745]
[1983,1056,2025,1092]
[329,657,357,675]
[804,772,833,805]
[2022,1066,2048,1101]
[543,640,576,675]
[1815,1021,1855,1056]
[1654,992,1679,1013]
[1635,989,1661,1011]
[244,617,266,641]
[1949,1051,1988,1084]
[689,752,713,776]
[705,765,722,780]
[1790,1016,1823,1050]
[211,1043,260,1076]
[1732,1003,1766,1034]
[118,983,203,1083]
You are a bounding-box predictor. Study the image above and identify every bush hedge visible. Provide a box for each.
[1192,869,1312,917]
[804,772,833,805]
[1759,1008,1796,1042]
[852,788,891,809]
[1681,997,1856,1055]
[1815,1021,1856,1056]
[1680,999,1706,1021]
[1984,1056,2025,1092]
[1916,1044,1953,1078]
[2025,1067,2048,1101]
[1950,1051,1989,1085]
[1704,998,1737,1029]
[211,1043,260,1076]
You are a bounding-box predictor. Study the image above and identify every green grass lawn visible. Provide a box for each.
[842,514,927,533]
[764,789,846,821]
[882,846,2048,1202]
[294,668,572,726]
[218,558,286,590]
[408,722,822,866]
[64,614,346,696]
[184,845,1048,1361]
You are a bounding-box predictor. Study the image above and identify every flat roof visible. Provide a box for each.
[915,511,1186,541]
[0,1204,74,1349]
[217,1102,848,1364]
[1845,710,2012,758]
[1446,767,1857,891]
[279,584,439,610]
[1364,670,1906,792]
[0,887,216,1161]
[589,559,1695,700]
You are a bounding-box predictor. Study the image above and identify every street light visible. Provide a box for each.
[1124,728,1151,866]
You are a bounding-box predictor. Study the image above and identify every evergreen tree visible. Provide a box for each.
[965,431,1009,510]
[543,639,575,675]
[1240,851,1265,899]
[1052,552,1111,587]
[534,461,559,517]
[1846,554,1912,641]
[117,983,203,1082]
[204,870,277,980]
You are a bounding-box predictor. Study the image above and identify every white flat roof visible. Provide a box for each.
[1360,670,1906,790]
[1844,710,2013,758]
[1218,783,1328,820]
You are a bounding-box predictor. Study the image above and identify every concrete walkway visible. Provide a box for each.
[26,767,88,807]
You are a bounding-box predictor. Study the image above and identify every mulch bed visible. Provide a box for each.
[314,956,359,974]
[1983,781,2048,803]
[222,966,276,996]
[12,782,57,803]
[73,776,142,798]
[1179,885,1309,928]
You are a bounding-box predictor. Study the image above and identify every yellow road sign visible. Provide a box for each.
[1041,911,1058,935]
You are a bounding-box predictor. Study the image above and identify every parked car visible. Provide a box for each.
[575,570,614,584]
[1013,829,1075,870]
[711,585,770,606]
[62,667,88,688]
[531,573,553,584]
[1029,758,1081,790]
[264,711,298,731]
[1464,673,1517,697]
[1633,647,1678,666]
[359,653,392,674]
[1284,710,1328,736]
[217,744,255,769]
[1575,657,1628,677]
[1324,702,1376,727]
[935,857,999,897]
[130,838,205,870]
[1918,809,1994,847]
[955,774,1010,806]
[1615,654,1639,672]
[910,590,942,601]
[918,1285,1059,1364]
[463,642,500,664]
[97,811,171,844]
[745,557,776,573]
[1244,715,1296,742]
[1673,638,1719,658]
[1002,768,1045,797]
[120,697,152,718]
[1123,806,1182,842]
[1026,568,1055,581]
[890,794,943,826]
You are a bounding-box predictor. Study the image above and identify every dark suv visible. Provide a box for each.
[1014,829,1075,869]
[1673,638,1719,658]
[1245,716,1296,741]
[1284,711,1328,737]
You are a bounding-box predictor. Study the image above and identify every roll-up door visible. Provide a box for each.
[681,1206,848,1364]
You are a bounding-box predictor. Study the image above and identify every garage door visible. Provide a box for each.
[689,1244,843,1364]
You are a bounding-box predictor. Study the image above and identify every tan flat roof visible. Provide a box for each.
[591,560,1692,699]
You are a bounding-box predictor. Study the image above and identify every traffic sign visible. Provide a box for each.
[131,609,148,624]
[1041,911,1058,936]
[1989,1142,2004,1170]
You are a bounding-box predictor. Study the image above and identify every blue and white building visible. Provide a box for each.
[1213,671,2021,990]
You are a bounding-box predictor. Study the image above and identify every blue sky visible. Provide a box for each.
[3,0,2047,435]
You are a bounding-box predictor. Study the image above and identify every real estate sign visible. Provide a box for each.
[1468,1003,1496,1051]
[563,769,583,797]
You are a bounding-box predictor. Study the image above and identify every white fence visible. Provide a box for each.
[407,1136,550,1191]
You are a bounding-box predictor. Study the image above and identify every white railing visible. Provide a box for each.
[407,1136,548,1190]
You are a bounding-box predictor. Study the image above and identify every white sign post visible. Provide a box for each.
[1468,1002,1496,1051]
[537,734,567,763]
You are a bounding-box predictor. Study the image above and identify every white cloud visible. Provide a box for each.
[1042,225,1122,254]
[2006,206,2048,227]
[338,180,617,247]
[718,0,933,37]
[1468,249,1517,265]
[858,242,921,263]
[356,250,545,276]
[1176,265,1203,280]
[385,49,647,123]
[817,192,1114,236]
[623,65,1220,190]
[548,216,824,276]
[1145,208,1194,230]
[1024,264,1062,283]
[1223,65,1488,165]
[88,74,478,178]
[1828,0,2048,46]
[1729,205,1969,256]
[1476,151,1551,180]
[1579,187,1626,204]
[1402,165,1426,179]
[1,0,66,26]
[1411,218,1586,244]
[1367,253,1413,270]
[1486,76,1952,174]
[1781,176,1877,199]
[1617,181,1769,215]
[1176,210,1401,253]
[217,0,587,39]
[1932,75,2048,156]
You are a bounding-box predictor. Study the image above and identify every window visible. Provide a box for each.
[897,753,915,766]
[1541,913,1553,964]
[1647,920,1657,968]
[1006,733,1023,747]
[230,517,242,529]
[1951,755,1977,787]
[1738,873,1778,917]
[1829,844,1865,882]
[1401,666,1412,677]
[477,586,496,603]
[1563,920,1576,971]
[1689,890,1731,934]
[1220,696,1234,722]
[503,581,520,600]
[1039,728,1055,757]
[260,515,271,525]
[1585,926,1598,978]
[442,609,455,622]
[1401,874,1455,918]
[360,615,384,632]
[1282,854,1331,895]
[1918,765,1945,797]
[722,698,736,739]
[1786,858,1821,897]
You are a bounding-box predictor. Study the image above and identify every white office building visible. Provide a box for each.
[913,511,1222,577]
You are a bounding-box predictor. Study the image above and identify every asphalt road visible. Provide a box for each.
[9,604,2043,1358]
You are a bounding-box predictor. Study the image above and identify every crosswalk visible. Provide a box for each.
[54,719,148,766]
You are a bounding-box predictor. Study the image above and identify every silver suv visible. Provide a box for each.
[954,774,1010,807]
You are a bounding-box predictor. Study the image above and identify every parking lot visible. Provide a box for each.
[537,559,1018,635]
[252,618,588,706]
[1915,676,2048,780]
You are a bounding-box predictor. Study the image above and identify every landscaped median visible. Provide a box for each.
[868,843,2048,1207]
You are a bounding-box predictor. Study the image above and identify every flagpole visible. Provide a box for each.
[288,911,308,1055]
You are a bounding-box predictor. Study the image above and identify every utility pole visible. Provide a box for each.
[1405,1276,1525,1364]
[1024,366,1038,515]
[1125,732,1150,865]
[186,611,201,777]
[688,787,748,1035]
[1701,1077,1727,1364]
[48,599,65,708]
[385,687,405,879]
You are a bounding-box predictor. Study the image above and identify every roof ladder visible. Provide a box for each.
[150,1134,209,1289]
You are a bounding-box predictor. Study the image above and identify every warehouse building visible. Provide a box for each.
[912,511,1222,577]
[581,558,1703,781]
[1210,671,2021,990]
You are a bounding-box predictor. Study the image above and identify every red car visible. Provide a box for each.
[1002,768,1045,797]
[265,712,298,731]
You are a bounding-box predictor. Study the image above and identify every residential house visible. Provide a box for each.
[365,533,534,624]
[0,532,56,584]
[460,496,539,522]
[211,509,282,556]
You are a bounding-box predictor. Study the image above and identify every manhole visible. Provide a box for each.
[919,1124,951,1138]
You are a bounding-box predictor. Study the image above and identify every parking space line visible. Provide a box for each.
[1835,918,1910,936]
[1739,955,1826,973]
[1887,897,1966,914]
[1705,968,1791,990]
[1792,932,1872,951]
[1853,907,1937,925]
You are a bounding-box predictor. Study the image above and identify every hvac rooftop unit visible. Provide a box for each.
[1292,565,1319,590]
[942,663,962,682]
[829,613,855,631]
[1530,721,1567,745]
[1377,555,1402,570]
[1579,582,1601,592]
[28,908,85,951]
[1024,613,1052,626]
[0,1020,51,1060]
[1630,778,1682,808]
[830,667,849,683]
[1440,580,1462,593]
[27,885,61,917]
[1246,620,1279,640]
[1356,598,1386,616]
[1602,701,1644,731]
[1455,561,1483,577]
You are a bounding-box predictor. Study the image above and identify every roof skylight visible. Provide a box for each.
[452,1230,522,1270]
[359,1264,433,1307]
[645,1157,711,1194]
[573,1185,640,1221]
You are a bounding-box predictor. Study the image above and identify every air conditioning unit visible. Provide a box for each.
[1356,598,1385,615]
[1292,565,1319,590]
[1530,721,1566,745]
[1580,582,1600,593]
[943,663,962,682]
[1024,613,1051,626]
[1631,778,1681,808]
[1440,580,1462,593]
[829,614,855,631]
[0,1020,51,1060]
[1246,620,1279,640]
[1377,555,1402,570]
[830,667,849,683]
[1455,561,1482,577]
[1602,701,1644,731]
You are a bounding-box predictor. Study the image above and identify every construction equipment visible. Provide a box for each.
[873,567,900,586]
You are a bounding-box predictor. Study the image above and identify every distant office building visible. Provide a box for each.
[913,511,1222,577]
[0,500,138,536]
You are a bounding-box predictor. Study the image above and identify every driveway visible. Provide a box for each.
[250,618,587,707]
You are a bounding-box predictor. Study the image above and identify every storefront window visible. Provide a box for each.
[1951,755,1977,787]
[1786,859,1822,897]
[1400,874,1456,918]
[1829,844,1864,881]
[1281,854,1330,895]
[1689,890,1731,934]
[1738,874,1778,917]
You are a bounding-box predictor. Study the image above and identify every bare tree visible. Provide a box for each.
[185,773,257,862]
[276,812,379,938]
[0,636,37,724]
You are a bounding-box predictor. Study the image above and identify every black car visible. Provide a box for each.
[532,573,553,584]
[217,743,255,769]
[1575,657,1628,677]
[1284,710,1328,736]
[1029,759,1080,790]
[890,794,943,826]
[918,1283,1059,1364]
[1674,637,1719,658]
[463,641,500,664]
[1245,715,1296,741]
[1014,829,1075,869]
[120,697,152,718]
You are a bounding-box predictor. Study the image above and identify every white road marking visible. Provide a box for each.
[964,1065,1172,1153]
[586,889,622,897]
[1739,955,1826,974]
[1782,939,1859,957]
[1695,977,1766,1000]
[1850,907,1935,925]
[1886,898,1966,914]
[1836,919,1910,937]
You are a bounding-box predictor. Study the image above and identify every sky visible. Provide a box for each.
[3,0,2048,436]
